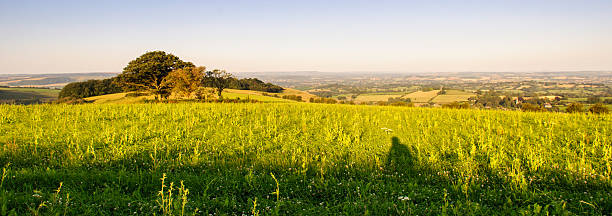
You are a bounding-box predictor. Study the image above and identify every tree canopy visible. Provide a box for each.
[163,66,207,99]
[117,51,194,96]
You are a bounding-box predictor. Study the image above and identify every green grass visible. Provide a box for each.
[222,91,295,103]
[0,103,610,215]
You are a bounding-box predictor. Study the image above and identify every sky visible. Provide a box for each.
[1,0,611,74]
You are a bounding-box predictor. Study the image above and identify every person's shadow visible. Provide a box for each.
[385,137,414,172]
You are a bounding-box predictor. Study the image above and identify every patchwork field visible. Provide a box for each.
[431,90,476,104]
[352,94,404,103]
[0,103,609,215]
[404,90,440,103]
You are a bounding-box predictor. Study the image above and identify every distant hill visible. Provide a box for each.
[0,73,117,88]
[0,87,60,104]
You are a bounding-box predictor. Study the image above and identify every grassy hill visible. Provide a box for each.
[83,88,316,104]
[0,87,60,104]
[0,103,609,215]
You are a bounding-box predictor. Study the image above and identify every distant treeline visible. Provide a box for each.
[59,76,284,99]
[226,78,284,93]
[59,78,123,99]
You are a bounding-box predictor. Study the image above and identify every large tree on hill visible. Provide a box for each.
[117,51,194,98]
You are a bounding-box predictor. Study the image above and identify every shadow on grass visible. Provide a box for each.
[385,136,415,172]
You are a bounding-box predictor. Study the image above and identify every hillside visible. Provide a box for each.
[0,87,60,104]
[0,103,609,215]
[83,88,314,104]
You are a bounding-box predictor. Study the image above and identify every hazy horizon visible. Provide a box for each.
[1,0,611,74]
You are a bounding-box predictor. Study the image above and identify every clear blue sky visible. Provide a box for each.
[1,0,611,74]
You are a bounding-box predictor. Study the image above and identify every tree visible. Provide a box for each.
[204,69,233,99]
[163,66,206,98]
[588,103,609,114]
[117,51,194,98]
[566,102,583,113]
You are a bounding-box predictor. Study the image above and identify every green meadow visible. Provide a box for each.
[0,103,610,215]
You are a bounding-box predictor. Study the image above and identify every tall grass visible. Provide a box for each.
[0,103,610,215]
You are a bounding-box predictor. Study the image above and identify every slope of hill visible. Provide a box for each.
[83,88,312,104]
[0,87,60,104]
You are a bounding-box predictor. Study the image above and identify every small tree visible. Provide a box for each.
[164,66,206,98]
[588,103,609,114]
[117,51,194,99]
[204,69,233,99]
[566,102,583,113]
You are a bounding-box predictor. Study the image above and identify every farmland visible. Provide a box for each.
[0,103,610,215]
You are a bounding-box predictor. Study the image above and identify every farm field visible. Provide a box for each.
[404,90,440,103]
[431,90,476,104]
[0,103,610,215]
[352,94,404,103]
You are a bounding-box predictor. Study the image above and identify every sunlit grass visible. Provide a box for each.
[0,103,610,215]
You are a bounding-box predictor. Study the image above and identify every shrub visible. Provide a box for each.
[588,103,609,114]
[520,103,546,112]
[566,103,583,113]
[282,95,303,102]
[442,102,470,109]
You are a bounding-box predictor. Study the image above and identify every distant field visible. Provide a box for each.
[431,90,475,104]
[0,87,60,104]
[353,94,404,103]
[0,73,116,88]
[404,90,440,103]
[225,88,316,102]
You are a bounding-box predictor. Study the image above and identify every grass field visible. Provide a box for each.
[431,90,476,104]
[0,103,610,215]
[404,90,440,103]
